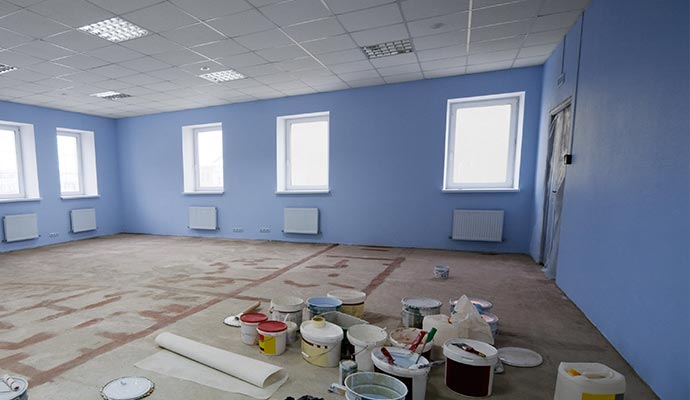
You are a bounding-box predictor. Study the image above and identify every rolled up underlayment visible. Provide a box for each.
[135,332,288,399]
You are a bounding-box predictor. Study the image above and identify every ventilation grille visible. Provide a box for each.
[199,69,246,83]
[0,64,17,75]
[90,91,132,100]
[362,39,413,59]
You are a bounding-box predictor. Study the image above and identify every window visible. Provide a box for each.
[276,112,329,193]
[443,92,524,191]
[56,129,99,198]
[182,123,223,194]
[0,121,39,202]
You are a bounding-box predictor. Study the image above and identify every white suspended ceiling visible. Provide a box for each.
[0,0,590,118]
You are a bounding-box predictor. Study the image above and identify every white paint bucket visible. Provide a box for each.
[344,372,408,400]
[239,313,268,345]
[285,321,298,344]
[328,289,366,318]
[433,265,449,279]
[257,321,287,356]
[347,324,388,372]
[270,296,304,326]
[300,317,343,368]
[389,328,432,360]
[554,362,626,400]
[371,347,430,400]
[443,338,498,397]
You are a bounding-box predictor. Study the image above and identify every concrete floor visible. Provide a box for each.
[0,234,656,399]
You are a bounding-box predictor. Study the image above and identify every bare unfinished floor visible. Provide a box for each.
[0,234,656,399]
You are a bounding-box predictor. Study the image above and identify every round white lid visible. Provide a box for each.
[270,296,304,312]
[443,339,498,367]
[497,347,543,367]
[0,377,27,400]
[300,320,343,343]
[402,297,442,310]
[100,376,154,400]
[327,289,366,304]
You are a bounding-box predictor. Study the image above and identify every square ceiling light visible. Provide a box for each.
[199,69,246,83]
[79,17,149,43]
[362,39,414,59]
[90,91,132,100]
[0,63,18,75]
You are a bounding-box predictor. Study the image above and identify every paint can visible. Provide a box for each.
[389,327,432,360]
[257,321,287,356]
[371,347,430,400]
[449,297,493,314]
[554,362,626,400]
[0,376,28,400]
[347,324,388,372]
[443,338,498,397]
[307,296,342,316]
[481,312,499,338]
[100,376,155,400]
[339,360,358,386]
[239,312,268,345]
[344,372,408,400]
[327,289,366,318]
[433,265,449,279]
[300,316,344,368]
[270,296,304,326]
[321,311,369,358]
[285,321,298,344]
[401,297,442,329]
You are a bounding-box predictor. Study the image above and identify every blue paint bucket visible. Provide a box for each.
[307,296,342,316]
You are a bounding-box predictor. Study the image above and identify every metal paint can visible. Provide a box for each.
[339,360,358,385]
[401,297,442,328]
[0,376,28,400]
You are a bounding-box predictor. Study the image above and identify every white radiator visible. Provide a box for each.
[189,207,217,230]
[71,208,97,233]
[452,209,504,242]
[3,213,39,243]
[284,208,319,235]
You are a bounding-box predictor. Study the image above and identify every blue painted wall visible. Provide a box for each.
[0,101,122,252]
[116,67,543,253]
[535,0,690,398]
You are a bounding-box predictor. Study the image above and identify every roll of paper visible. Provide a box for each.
[2,375,21,391]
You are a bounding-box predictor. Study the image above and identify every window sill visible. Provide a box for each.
[61,194,100,200]
[183,191,225,195]
[0,197,42,204]
[276,190,330,195]
[442,188,520,193]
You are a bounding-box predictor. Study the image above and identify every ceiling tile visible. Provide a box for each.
[216,52,270,68]
[120,35,184,55]
[300,34,356,54]
[383,71,424,83]
[123,2,198,33]
[369,52,417,68]
[33,77,72,89]
[151,49,206,66]
[513,54,548,67]
[206,9,275,38]
[412,30,466,51]
[43,30,110,52]
[192,39,248,58]
[89,63,137,78]
[466,60,513,73]
[169,0,253,20]
[115,73,164,86]
[0,49,43,66]
[472,0,518,8]
[254,72,295,84]
[161,23,225,47]
[0,0,19,18]
[23,61,75,75]
[87,44,144,63]
[523,28,568,46]
[416,45,467,62]
[470,36,525,54]
[349,24,408,46]
[282,17,345,43]
[316,48,366,65]
[55,54,109,69]
[401,0,469,21]
[275,56,321,72]
[260,0,331,27]
[517,43,557,58]
[256,45,307,62]
[540,0,590,15]
[300,74,341,86]
[420,56,466,71]
[120,56,172,72]
[85,0,162,15]
[310,82,348,91]
[337,3,402,32]
[61,70,108,83]
[376,62,420,76]
[12,40,75,60]
[234,29,293,51]
[179,60,224,74]
[271,80,309,90]
[423,65,466,78]
[0,27,32,48]
[324,0,395,15]
[347,77,384,87]
[29,0,113,28]
[407,13,468,37]
[2,68,49,81]
[337,69,379,81]
[531,11,581,32]
[470,19,532,42]
[0,10,69,38]
[467,48,518,65]
[472,0,541,27]
[235,62,282,77]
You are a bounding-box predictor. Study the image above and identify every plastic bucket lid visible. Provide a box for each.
[347,324,387,347]
[401,297,442,312]
[240,313,268,324]
[300,319,344,344]
[443,338,498,367]
[258,321,287,333]
[0,376,27,400]
[308,296,343,309]
[270,296,304,313]
[371,347,430,377]
[327,289,366,305]
[481,312,498,325]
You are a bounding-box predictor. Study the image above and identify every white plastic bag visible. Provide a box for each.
[449,295,494,344]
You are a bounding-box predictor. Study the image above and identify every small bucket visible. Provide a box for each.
[433,265,449,279]
[401,297,442,329]
[285,321,298,344]
[322,311,368,359]
[0,376,28,400]
[344,372,408,400]
[371,347,430,400]
[450,297,493,314]
[239,313,268,345]
[443,338,498,397]
[257,321,287,356]
[270,296,304,326]
[389,327,432,361]
[300,317,344,368]
[308,296,343,316]
[347,324,388,372]
[481,312,499,338]
[328,290,366,318]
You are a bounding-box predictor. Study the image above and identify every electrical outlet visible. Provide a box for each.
[259,227,270,233]
[233,227,244,233]
[49,232,59,238]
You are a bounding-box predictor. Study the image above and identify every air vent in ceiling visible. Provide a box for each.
[79,17,149,43]
[0,64,17,75]
[199,69,246,83]
[90,91,132,100]
[362,39,414,59]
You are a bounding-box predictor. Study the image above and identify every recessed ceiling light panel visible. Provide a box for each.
[362,39,414,59]
[90,91,132,100]
[79,17,148,43]
[199,69,246,83]
[0,63,17,75]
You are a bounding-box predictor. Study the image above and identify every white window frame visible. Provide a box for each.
[56,128,99,199]
[276,111,330,194]
[0,124,25,200]
[0,120,40,203]
[56,130,85,196]
[182,122,224,195]
[443,92,525,192]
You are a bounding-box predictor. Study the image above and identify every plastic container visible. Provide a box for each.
[450,297,493,314]
[321,311,368,359]
[344,372,407,400]
[0,376,28,400]
[239,312,268,345]
[401,297,442,329]
[285,321,298,344]
[257,321,287,356]
[300,317,344,368]
[307,296,342,316]
[389,327,432,360]
[423,314,461,360]
[270,296,304,326]
[443,338,498,397]
[347,324,388,372]
[433,265,449,279]
[481,312,499,338]
[371,347,430,400]
[328,289,366,318]
[554,362,626,400]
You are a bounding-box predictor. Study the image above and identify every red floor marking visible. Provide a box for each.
[0,321,15,329]
[0,352,42,376]
[40,296,123,322]
[329,282,355,289]
[305,259,349,269]
[0,288,103,319]
[328,273,339,277]
[362,257,405,296]
[230,295,271,302]
[284,279,319,288]
[326,255,395,261]
[0,333,56,350]
[74,318,104,329]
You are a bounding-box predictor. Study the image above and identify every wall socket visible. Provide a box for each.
[48,232,59,238]
[232,227,244,233]
[259,227,270,233]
